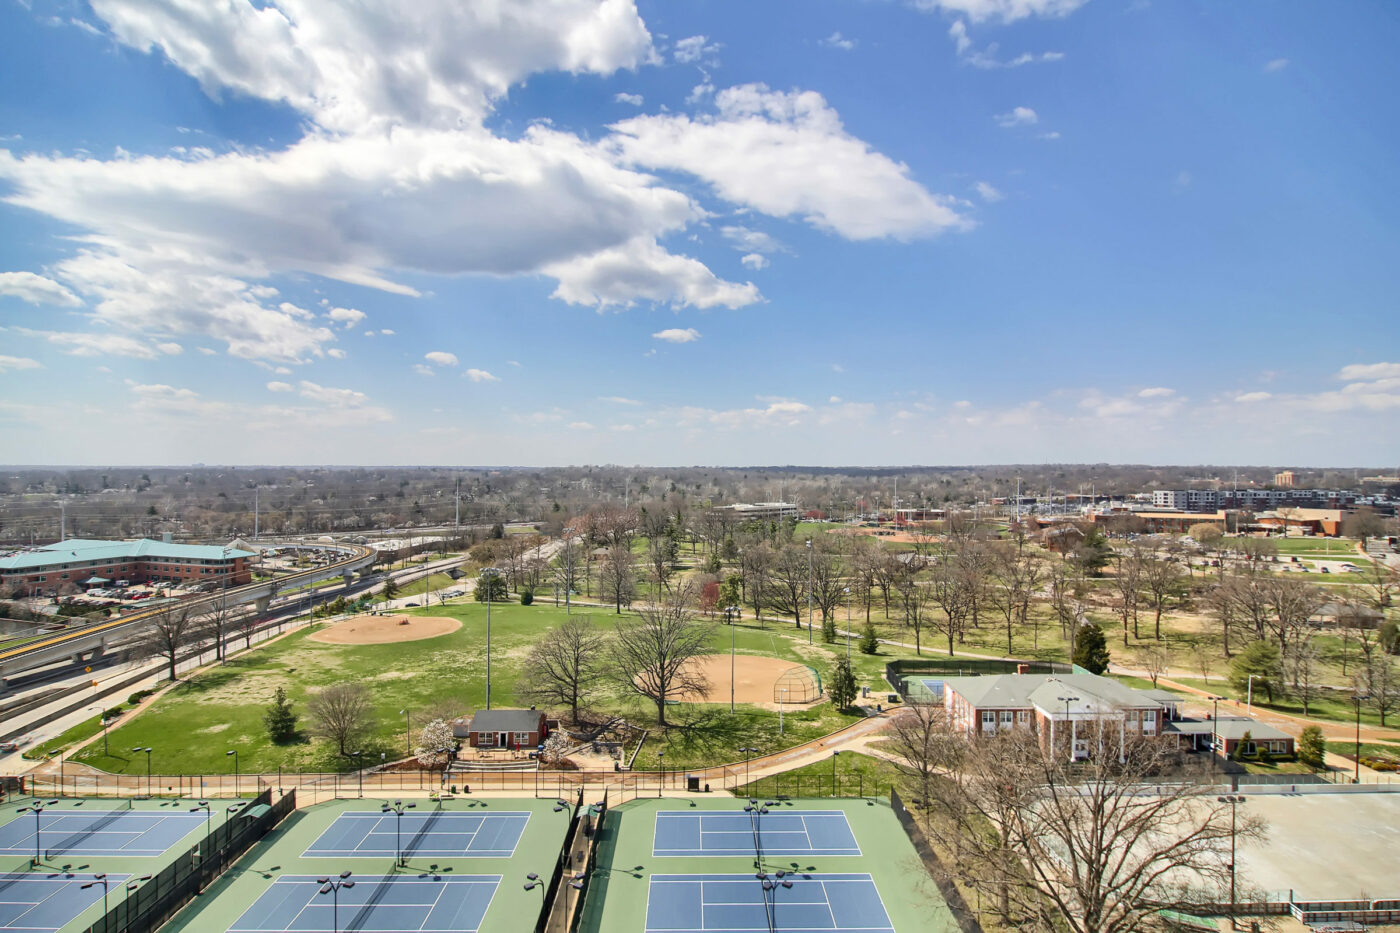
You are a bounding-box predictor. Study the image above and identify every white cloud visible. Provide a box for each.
[995,106,1038,127]
[652,327,701,343]
[610,84,969,240]
[974,181,1004,202]
[297,379,370,407]
[0,271,82,306]
[1137,387,1175,398]
[820,32,856,51]
[1336,362,1400,382]
[1038,131,1061,140]
[1264,58,1289,73]
[424,350,459,367]
[1173,169,1193,191]
[156,341,183,355]
[567,421,594,430]
[197,346,217,355]
[686,82,715,105]
[13,327,168,360]
[0,355,42,373]
[412,364,435,376]
[266,381,294,392]
[326,348,347,359]
[600,396,641,405]
[327,306,366,329]
[740,253,769,270]
[545,237,760,310]
[128,381,198,399]
[1235,391,1273,403]
[88,0,655,133]
[673,35,719,64]
[379,329,395,335]
[913,0,1087,25]
[465,368,499,382]
[615,92,644,106]
[947,20,1064,68]
[721,226,788,254]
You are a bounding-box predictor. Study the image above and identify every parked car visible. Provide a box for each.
[0,741,20,752]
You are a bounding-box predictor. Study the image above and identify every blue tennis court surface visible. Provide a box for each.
[0,871,128,933]
[653,810,861,857]
[646,873,893,933]
[227,874,500,933]
[0,809,206,858]
[303,811,529,859]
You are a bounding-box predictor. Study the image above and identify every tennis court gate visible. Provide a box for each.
[82,787,296,933]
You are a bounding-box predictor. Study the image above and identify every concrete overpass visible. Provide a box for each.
[0,542,376,692]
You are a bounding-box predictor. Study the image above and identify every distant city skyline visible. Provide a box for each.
[0,0,1397,466]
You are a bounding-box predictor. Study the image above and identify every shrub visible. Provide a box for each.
[859,623,880,655]
[127,689,154,706]
[102,706,124,721]
[520,588,534,606]
[1298,725,1326,770]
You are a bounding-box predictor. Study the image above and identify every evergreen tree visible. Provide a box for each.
[829,655,858,710]
[822,614,837,643]
[1072,623,1111,674]
[1229,641,1282,703]
[1298,725,1327,770]
[263,686,298,744]
[475,572,509,602]
[381,576,400,601]
[860,622,880,655]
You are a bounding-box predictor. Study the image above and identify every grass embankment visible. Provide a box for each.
[730,749,905,798]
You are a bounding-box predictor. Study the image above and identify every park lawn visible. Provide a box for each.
[1169,676,1400,734]
[71,601,581,776]
[731,749,907,799]
[639,702,865,773]
[1331,741,1400,762]
[1270,537,1363,556]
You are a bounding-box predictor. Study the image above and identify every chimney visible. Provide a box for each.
[1017,664,1030,675]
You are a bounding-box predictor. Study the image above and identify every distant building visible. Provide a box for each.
[1274,470,1296,487]
[458,708,548,750]
[0,537,255,593]
[714,502,798,522]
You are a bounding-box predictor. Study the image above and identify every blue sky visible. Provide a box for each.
[0,0,1397,466]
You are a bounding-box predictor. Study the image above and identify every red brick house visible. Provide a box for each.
[457,709,548,750]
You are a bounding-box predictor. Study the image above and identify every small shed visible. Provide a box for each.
[460,708,548,750]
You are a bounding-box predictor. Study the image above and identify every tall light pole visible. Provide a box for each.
[80,873,110,921]
[1057,696,1079,762]
[1216,795,1245,930]
[317,871,355,933]
[1208,695,1226,778]
[725,605,741,712]
[740,746,759,791]
[482,568,501,709]
[400,708,412,758]
[843,587,852,658]
[227,749,239,796]
[831,750,840,796]
[350,752,365,797]
[190,801,211,856]
[657,750,665,798]
[1246,674,1257,715]
[779,688,787,736]
[381,800,416,866]
[1353,693,1370,783]
[122,874,152,931]
[805,539,813,644]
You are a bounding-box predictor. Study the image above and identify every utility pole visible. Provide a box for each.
[454,477,461,544]
[254,487,259,540]
[59,499,66,542]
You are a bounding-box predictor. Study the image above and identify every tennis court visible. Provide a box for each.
[653,810,861,858]
[0,871,127,933]
[0,806,207,858]
[302,810,530,859]
[226,874,500,933]
[645,873,894,933]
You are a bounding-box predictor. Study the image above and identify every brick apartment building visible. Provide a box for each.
[0,537,256,594]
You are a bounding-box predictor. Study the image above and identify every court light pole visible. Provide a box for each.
[122,875,152,931]
[726,604,740,712]
[317,871,355,933]
[400,708,412,758]
[227,749,239,796]
[80,873,110,920]
[190,801,212,854]
[740,746,759,791]
[133,747,153,796]
[482,568,502,709]
[381,800,416,867]
[1216,795,1245,930]
[16,799,58,866]
[350,752,365,797]
[805,539,813,644]
[843,587,851,658]
[657,750,665,798]
[831,750,840,796]
[1057,697,1079,762]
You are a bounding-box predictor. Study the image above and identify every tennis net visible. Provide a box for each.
[44,799,133,858]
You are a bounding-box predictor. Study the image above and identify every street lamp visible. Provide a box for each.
[657,751,665,798]
[831,750,840,796]
[190,801,212,853]
[1207,696,1227,778]
[381,800,417,866]
[725,605,742,712]
[133,747,153,796]
[227,749,239,796]
[779,688,787,736]
[1352,693,1371,783]
[524,871,544,892]
[16,799,59,865]
[350,752,365,797]
[122,875,153,931]
[1057,696,1080,762]
[1216,795,1246,930]
[843,587,852,657]
[316,871,355,933]
[400,709,412,758]
[80,873,110,921]
[740,747,759,791]
[1246,674,1258,715]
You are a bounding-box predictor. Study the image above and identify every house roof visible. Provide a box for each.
[468,709,544,734]
[1163,717,1291,742]
[0,538,254,571]
[943,673,1166,716]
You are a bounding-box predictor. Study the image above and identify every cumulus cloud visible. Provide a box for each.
[740,253,769,270]
[720,225,787,255]
[652,327,701,343]
[996,106,1038,127]
[599,396,641,405]
[615,92,644,106]
[946,20,1064,68]
[1235,391,1273,403]
[820,32,856,50]
[326,348,347,359]
[0,355,42,373]
[424,350,459,366]
[0,271,82,306]
[1336,362,1400,382]
[156,342,183,355]
[673,35,719,64]
[327,306,366,328]
[12,327,172,360]
[974,181,1004,202]
[610,84,969,240]
[266,381,293,392]
[545,237,760,310]
[297,379,370,407]
[1264,58,1289,73]
[1137,386,1175,398]
[567,421,594,429]
[464,368,499,382]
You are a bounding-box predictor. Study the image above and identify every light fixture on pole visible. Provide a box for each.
[740,747,759,791]
[16,799,59,865]
[657,750,665,798]
[1352,693,1370,783]
[380,800,417,866]
[1216,795,1245,930]
[843,587,851,657]
[400,708,412,757]
[831,750,840,795]
[1057,696,1080,762]
[805,539,813,644]
[226,749,239,795]
[316,871,355,933]
[482,568,501,709]
[1207,696,1226,777]
[726,605,742,712]
[80,873,110,920]
[133,747,153,796]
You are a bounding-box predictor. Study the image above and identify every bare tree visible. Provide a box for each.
[927,559,970,657]
[550,534,584,612]
[517,616,609,723]
[1137,643,1170,688]
[1140,544,1184,640]
[1285,633,1322,716]
[738,540,772,621]
[767,544,808,627]
[1355,644,1399,727]
[896,570,932,656]
[307,683,376,757]
[884,702,960,809]
[599,545,638,614]
[141,608,209,681]
[1111,547,1144,646]
[611,581,715,727]
[921,728,1264,932]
